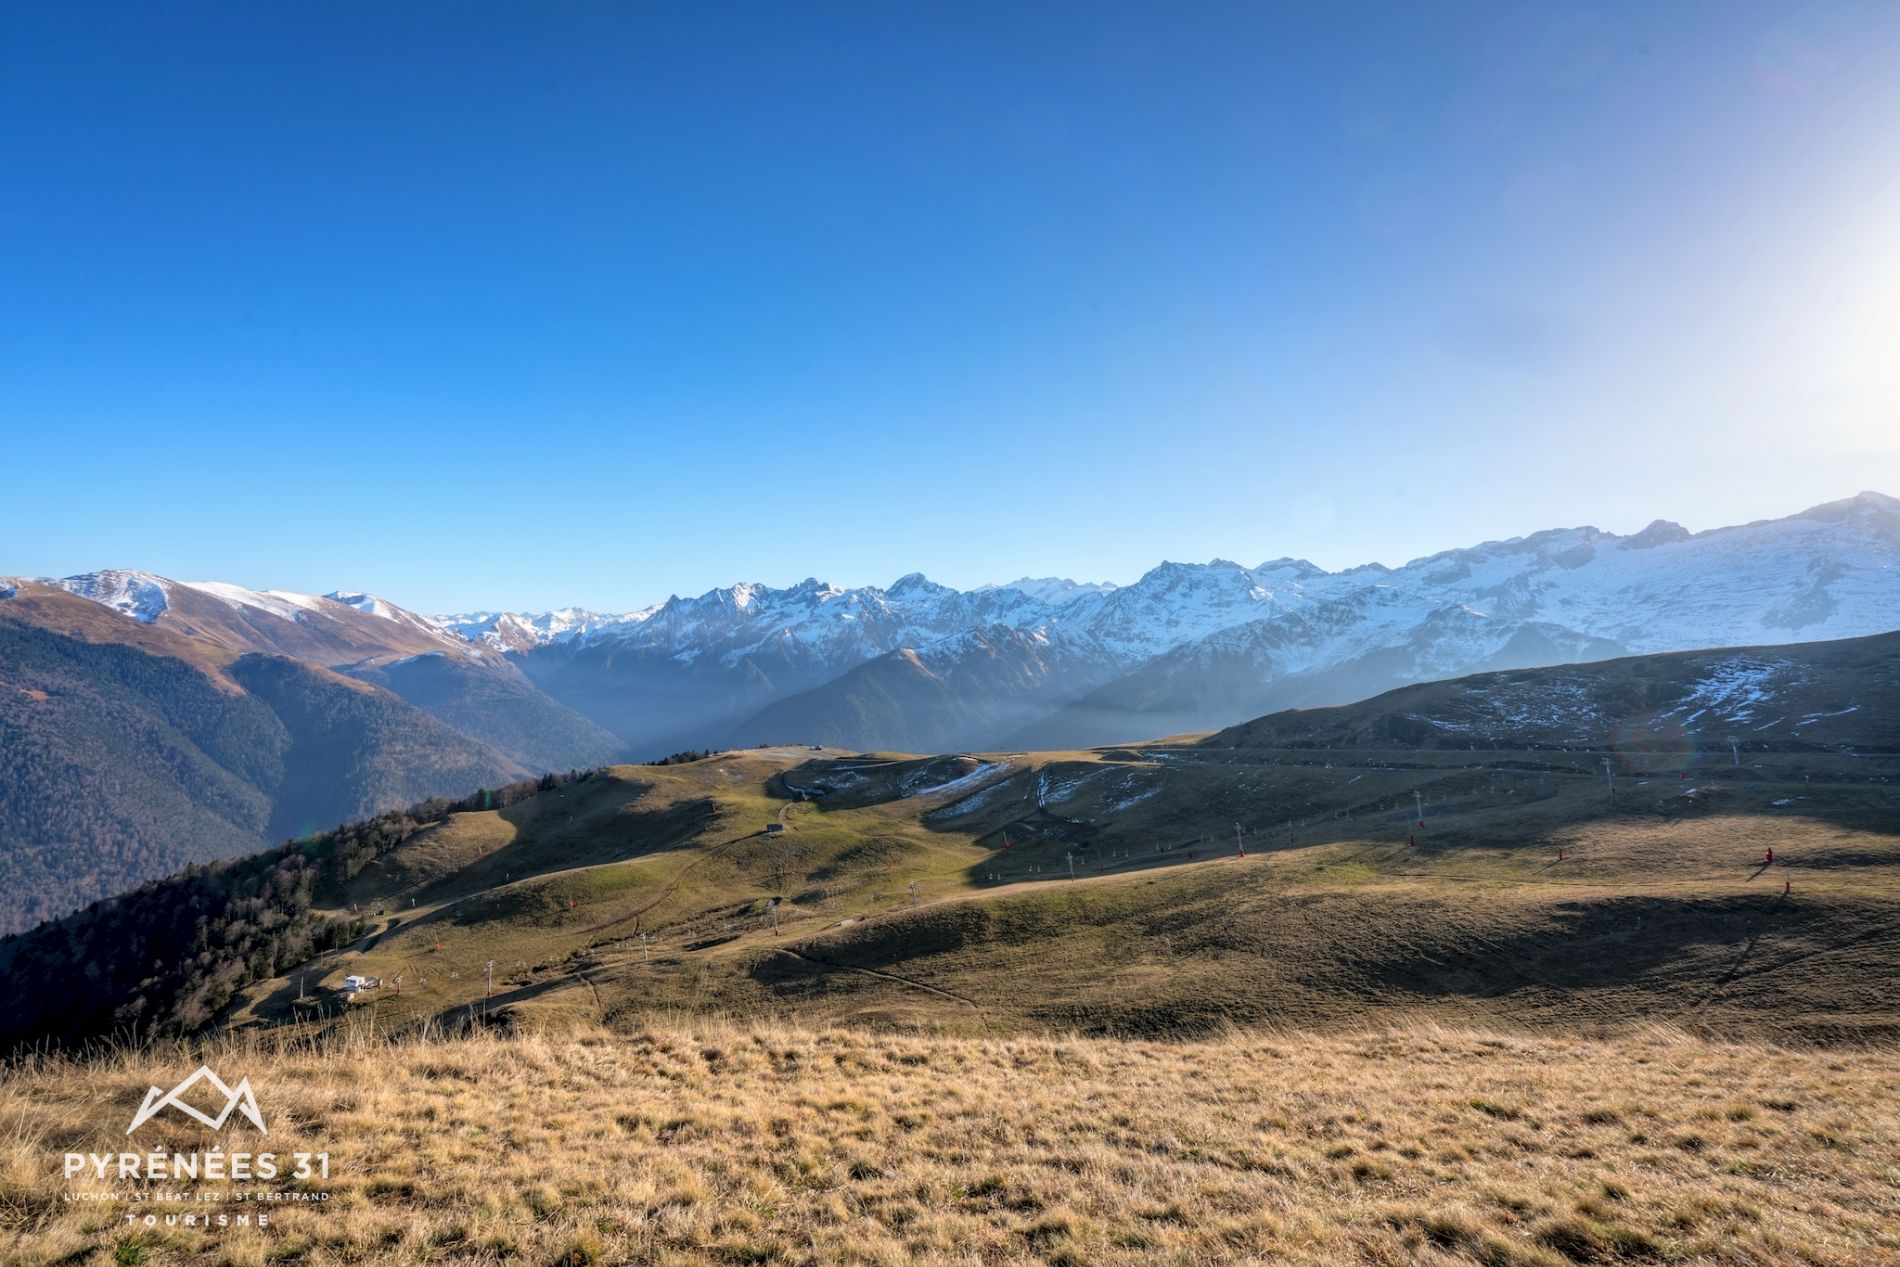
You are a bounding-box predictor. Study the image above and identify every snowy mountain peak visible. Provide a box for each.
[1798,490,1900,531]
[693,583,764,614]
[887,572,951,598]
[786,577,844,600]
[44,569,173,623]
[1622,520,1692,550]
[433,491,1896,680]
[328,590,413,622]
[1254,557,1328,580]
[980,577,1118,603]
[435,606,653,653]
[39,570,351,628]
[180,581,330,622]
[20,571,495,668]
[1136,559,1239,587]
[326,590,460,639]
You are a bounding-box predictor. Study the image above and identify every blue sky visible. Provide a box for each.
[3,1,1897,613]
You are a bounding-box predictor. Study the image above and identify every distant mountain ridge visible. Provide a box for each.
[40,569,474,663]
[13,492,1900,759]
[4,570,623,767]
[458,490,1900,752]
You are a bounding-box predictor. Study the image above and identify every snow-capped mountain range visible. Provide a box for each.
[8,491,1898,755]
[437,494,1899,661]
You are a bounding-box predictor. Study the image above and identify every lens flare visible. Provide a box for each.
[1609,710,1696,773]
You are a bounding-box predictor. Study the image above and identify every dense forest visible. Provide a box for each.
[0,614,528,933]
[0,770,590,1050]
[228,653,530,841]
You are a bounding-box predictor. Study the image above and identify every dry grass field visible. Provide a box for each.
[4,1020,1897,1267]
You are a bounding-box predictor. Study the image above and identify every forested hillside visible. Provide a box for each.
[226,653,531,839]
[0,613,528,933]
[346,652,625,772]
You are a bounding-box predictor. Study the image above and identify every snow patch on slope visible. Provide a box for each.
[1036,767,1105,808]
[1102,770,1162,811]
[930,770,1027,818]
[901,760,1006,799]
[1674,658,1798,726]
[328,592,404,621]
[43,570,173,623]
[178,581,329,621]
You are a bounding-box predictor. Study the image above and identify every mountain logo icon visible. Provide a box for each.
[126,1066,267,1135]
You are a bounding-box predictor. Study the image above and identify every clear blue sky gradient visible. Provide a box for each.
[4,2,1897,612]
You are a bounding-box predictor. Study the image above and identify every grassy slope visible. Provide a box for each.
[1207,630,1900,753]
[221,734,1900,1043]
[6,1021,1897,1267]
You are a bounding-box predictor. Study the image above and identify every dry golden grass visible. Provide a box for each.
[4,1021,1896,1267]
